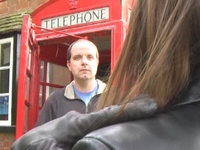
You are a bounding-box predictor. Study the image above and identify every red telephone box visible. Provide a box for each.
[16,0,134,139]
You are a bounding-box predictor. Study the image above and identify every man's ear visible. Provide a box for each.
[67,61,71,71]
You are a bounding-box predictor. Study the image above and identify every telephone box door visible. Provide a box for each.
[16,14,40,139]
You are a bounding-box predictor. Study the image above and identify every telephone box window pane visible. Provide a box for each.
[0,69,9,93]
[24,105,29,132]
[39,85,43,107]
[0,43,10,67]
[40,61,45,82]
[47,62,70,86]
[0,96,9,120]
[25,76,30,101]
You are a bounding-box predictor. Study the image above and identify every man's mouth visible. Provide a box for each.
[80,69,90,72]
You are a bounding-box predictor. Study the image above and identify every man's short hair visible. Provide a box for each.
[67,40,78,61]
[66,39,99,61]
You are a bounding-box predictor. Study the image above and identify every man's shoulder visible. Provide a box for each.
[96,79,106,94]
[47,87,66,101]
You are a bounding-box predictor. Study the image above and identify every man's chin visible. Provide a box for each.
[79,76,90,80]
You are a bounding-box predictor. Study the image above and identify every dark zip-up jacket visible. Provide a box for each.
[35,79,106,127]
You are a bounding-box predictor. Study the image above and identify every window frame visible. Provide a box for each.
[0,37,14,126]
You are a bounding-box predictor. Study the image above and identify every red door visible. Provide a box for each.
[16,14,40,139]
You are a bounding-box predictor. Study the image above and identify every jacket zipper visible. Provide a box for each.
[86,104,88,113]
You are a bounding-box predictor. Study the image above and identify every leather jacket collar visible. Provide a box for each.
[173,71,200,107]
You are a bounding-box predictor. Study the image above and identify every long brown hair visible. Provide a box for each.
[96,0,200,110]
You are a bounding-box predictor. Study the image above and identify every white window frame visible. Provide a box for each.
[0,37,14,126]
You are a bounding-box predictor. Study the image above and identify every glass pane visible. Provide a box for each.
[47,63,70,86]
[97,63,110,83]
[0,69,10,93]
[24,105,29,132]
[27,49,31,70]
[25,76,30,101]
[0,43,11,67]
[39,85,43,107]
[0,37,13,126]
[40,61,45,82]
[0,95,9,120]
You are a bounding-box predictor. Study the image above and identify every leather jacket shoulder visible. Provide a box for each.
[11,75,200,150]
[72,74,200,150]
[73,101,200,150]
[11,98,157,150]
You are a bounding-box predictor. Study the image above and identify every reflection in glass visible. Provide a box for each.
[47,62,70,86]
[0,69,10,93]
[0,37,13,125]
[40,61,45,82]
[0,43,10,67]
[0,96,9,120]
[39,85,43,107]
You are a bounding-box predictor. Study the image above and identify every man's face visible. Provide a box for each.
[67,41,99,81]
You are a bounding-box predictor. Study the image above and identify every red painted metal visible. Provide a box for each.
[16,15,40,139]
[42,61,47,108]
[27,42,40,131]
[16,0,135,138]
[111,22,123,70]
[16,14,31,139]
[32,0,122,34]
[31,0,134,68]
[34,21,122,69]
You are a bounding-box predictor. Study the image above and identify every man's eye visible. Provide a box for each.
[88,55,94,59]
[73,56,81,60]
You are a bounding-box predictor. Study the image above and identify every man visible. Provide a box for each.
[35,39,106,127]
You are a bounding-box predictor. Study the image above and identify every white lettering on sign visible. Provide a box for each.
[41,7,109,29]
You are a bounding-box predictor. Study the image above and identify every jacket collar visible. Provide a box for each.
[64,79,106,99]
[173,72,200,107]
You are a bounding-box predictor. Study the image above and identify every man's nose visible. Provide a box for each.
[81,57,88,65]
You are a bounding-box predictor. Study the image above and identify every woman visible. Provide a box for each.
[11,0,200,149]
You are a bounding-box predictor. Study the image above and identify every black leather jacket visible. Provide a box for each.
[11,75,200,150]
[72,73,200,150]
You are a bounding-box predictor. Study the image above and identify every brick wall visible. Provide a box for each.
[0,133,15,150]
[0,0,46,16]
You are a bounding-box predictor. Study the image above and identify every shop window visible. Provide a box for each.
[0,37,14,126]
